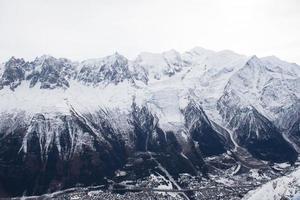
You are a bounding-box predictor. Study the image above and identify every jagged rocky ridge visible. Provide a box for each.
[0,47,300,198]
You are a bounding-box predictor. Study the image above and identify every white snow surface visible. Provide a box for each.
[0,47,299,132]
[244,167,300,200]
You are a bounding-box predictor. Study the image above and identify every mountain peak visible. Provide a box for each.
[249,55,259,60]
[190,46,214,53]
[245,55,262,66]
[1,47,300,198]
[216,49,245,58]
[8,56,17,62]
[113,51,122,57]
[107,52,127,61]
[39,54,54,59]
[34,54,57,62]
[162,48,178,54]
[7,56,25,65]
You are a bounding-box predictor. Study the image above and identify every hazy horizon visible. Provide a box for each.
[1,0,299,63]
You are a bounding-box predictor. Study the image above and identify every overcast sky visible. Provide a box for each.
[0,0,299,63]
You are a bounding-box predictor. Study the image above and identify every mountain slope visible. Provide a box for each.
[0,47,299,198]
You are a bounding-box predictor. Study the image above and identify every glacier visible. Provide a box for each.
[0,47,299,199]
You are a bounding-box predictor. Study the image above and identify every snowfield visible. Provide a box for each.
[1,47,300,199]
[244,167,300,200]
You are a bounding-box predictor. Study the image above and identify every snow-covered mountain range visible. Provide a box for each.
[0,47,299,199]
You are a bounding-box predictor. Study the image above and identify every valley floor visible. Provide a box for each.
[10,162,300,200]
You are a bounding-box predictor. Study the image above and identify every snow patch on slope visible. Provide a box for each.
[244,167,300,200]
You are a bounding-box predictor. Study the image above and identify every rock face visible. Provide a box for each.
[218,95,297,162]
[0,57,29,90]
[0,47,299,197]
[77,53,132,85]
[184,101,232,157]
[27,56,76,89]
[0,111,127,196]
[0,55,77,90]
